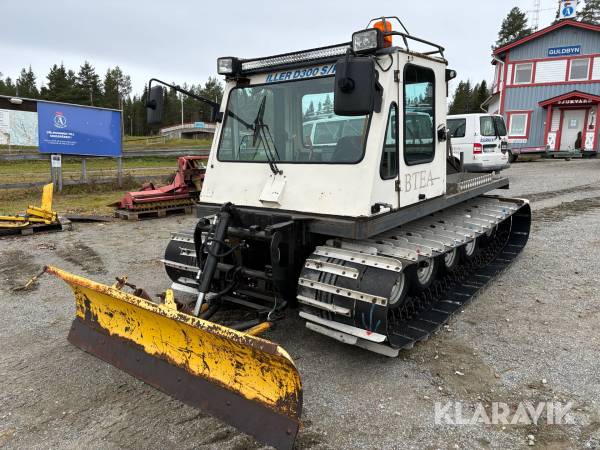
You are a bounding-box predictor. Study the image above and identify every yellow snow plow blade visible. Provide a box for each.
[45,266,302,449]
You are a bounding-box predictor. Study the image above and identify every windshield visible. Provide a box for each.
[217,76,369,163]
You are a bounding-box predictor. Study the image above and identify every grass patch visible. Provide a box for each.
[0,156,186,184]
[123,137,212,149]
[0,177,161,216]
[0,138,212,153]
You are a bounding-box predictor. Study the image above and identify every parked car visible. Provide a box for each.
[447,113,514,172]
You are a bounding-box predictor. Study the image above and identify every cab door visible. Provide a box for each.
[398,57,447,208]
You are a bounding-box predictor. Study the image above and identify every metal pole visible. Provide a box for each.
[81,158,87,183]
[181,96,184,125]
[58,162,63,193]
[117,157,123,187]
[51,159,56,188]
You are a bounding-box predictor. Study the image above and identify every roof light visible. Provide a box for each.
[352,29,383,54]
[217,57,240,76]
[373,20,393,48]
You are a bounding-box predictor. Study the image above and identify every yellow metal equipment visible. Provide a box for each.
[45,266,302,449]
[0,183,59,229]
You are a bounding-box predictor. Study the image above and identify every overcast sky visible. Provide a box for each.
[1,0,560,96]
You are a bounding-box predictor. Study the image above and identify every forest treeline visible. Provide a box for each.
[0,63,223,136]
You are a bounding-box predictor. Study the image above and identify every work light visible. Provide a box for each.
[352,29,383,54]
[217,57,240,76]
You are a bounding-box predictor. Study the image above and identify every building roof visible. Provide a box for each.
[493,19,600,56]
[539,90,600,108]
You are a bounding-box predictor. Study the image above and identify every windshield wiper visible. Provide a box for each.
[252,96,281,175]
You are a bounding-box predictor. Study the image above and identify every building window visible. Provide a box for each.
[569,58,590,81]
[514,63,533,84]
[508,113,529,137]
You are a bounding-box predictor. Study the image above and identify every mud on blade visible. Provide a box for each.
[45,266,302,450]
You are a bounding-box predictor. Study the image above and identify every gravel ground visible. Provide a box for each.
[1,158,599,450]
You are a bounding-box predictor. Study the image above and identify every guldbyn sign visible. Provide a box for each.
[548,45,581,57]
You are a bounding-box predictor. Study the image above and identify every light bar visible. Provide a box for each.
[240,44,350,73]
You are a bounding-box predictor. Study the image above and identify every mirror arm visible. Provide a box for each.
[147,78,220,111]
[147,78,254,127]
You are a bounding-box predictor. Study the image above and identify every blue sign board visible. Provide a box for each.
[37,102,122,156]
[194,121,205,128]
[548,45,581,57]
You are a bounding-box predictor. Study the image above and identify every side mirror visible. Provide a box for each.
[210,107,223,123]
[146,86,165,124]
[437,125,448,142]
[334,55,382,116]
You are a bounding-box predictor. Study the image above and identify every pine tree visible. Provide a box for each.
[304,101,315,119]
[16,66,39,98]
[102,68,120,109]
[75,61,102,106]
[494,7,533,49]
[475,80,490,111]
[40,63,75,102]
[449,81,473,114]
[1,77,17,96]
[580,0,600,23]
[199,77,223,121]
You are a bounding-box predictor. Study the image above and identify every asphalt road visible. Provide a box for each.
[1,158,599,449]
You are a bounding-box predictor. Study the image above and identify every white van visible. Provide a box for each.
[447,114,512,172]
[303,116,367,147]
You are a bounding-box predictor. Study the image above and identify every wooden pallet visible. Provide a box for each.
[114,205,194,221]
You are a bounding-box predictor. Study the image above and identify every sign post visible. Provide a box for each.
[51,154,62,192]
[558,0,577,20]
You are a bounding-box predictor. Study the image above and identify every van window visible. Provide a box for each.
[380,104,398,179]
[447,119,466,138]
[493,116,507,136]
[480,116,496,136]
[314,121,340,145]
[303,123,313,144]
[404,65,435,165]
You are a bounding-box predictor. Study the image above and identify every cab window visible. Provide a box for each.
[380,103,398,179]
[404,65,435,165]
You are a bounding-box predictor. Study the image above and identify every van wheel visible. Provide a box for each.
[509,152,518,163]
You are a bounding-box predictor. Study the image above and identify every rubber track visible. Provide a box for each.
[387,202,531,349]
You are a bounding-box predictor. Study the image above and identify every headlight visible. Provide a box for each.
[217,57,239,76]
[352,29,383,54]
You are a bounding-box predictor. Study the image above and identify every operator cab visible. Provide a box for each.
[148,17,473,218]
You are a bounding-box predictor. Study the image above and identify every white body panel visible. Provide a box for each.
[447,113,510,172]
[201,51,449,218]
